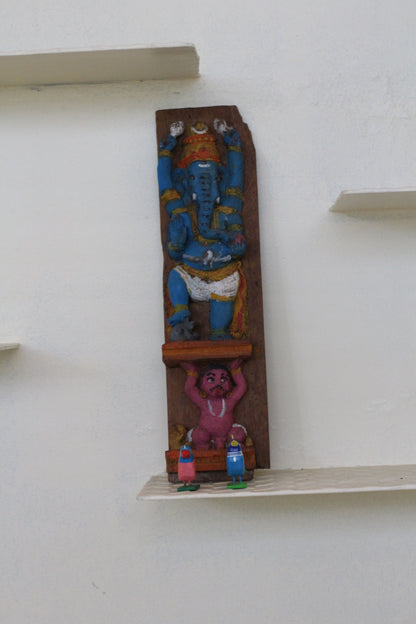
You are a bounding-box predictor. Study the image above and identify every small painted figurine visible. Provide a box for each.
[180,358,247,449]
[158,119,247,340]
[226,438,247,489]
[177,444,200,492]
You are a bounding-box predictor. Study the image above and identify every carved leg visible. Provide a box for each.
[190,426,211,450]
[209,298,234,340]
[167,269,191,326]
[213,436,227,449]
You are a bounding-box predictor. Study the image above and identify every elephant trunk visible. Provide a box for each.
[197,199,222,239]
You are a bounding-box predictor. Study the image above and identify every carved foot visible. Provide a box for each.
[209,329,233,341]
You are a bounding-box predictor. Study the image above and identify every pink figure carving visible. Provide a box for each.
[180,359,247,450]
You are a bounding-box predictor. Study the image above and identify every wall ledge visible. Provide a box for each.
[0,43,199,86]
[138,464,416,500]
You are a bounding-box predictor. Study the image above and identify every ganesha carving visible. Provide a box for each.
[157,119,247,341]
[157,105,270,483]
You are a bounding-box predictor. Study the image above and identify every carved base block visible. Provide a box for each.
[166,447,256,483]
[162,339,253,367]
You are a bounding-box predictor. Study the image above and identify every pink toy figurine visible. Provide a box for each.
[177,444,200,492]
[180,359,247,450]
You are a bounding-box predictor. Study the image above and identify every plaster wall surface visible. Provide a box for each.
[1,1,416,622]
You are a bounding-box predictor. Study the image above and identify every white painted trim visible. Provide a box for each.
[330,188,416,214]
[0,43,199,86]
[0,343,20,351]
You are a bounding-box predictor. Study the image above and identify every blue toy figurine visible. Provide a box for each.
[226,438,247,489]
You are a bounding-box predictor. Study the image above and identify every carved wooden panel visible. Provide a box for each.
[156,105,270,480]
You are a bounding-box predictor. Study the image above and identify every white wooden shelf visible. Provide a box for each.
[137,464,416,500]
[330,188,416,214]
[0,43,199,87]
[0,343,20,351]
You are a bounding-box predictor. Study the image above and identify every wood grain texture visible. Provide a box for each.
[162,340,252,366]
[166,447,256,473]
[157,105,270,472]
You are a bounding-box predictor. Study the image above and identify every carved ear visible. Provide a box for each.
[173,168,187,190]
[218,164,228,196]
[173,168,190,204]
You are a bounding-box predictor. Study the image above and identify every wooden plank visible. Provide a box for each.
[162,339,252,366]
[156,105,270,475]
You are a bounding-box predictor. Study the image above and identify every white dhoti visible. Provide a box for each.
[173,265,240,302]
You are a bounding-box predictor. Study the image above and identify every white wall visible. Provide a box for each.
[2,1,416,622]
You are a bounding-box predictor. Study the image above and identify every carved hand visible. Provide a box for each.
[168,214,187,249]
[180,361,199,374]
[170,121,185,137]
[230,358,243,372]
[231,232,246,247]
[214,118,233,135]
[214,119,241,148]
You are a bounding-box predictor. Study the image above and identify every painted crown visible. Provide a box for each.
[176,122,221,169]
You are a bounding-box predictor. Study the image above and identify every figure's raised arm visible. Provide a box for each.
[214,119,244,213]
[180,361,204,407]
[229,358,247,404]
[157,121,185,216]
